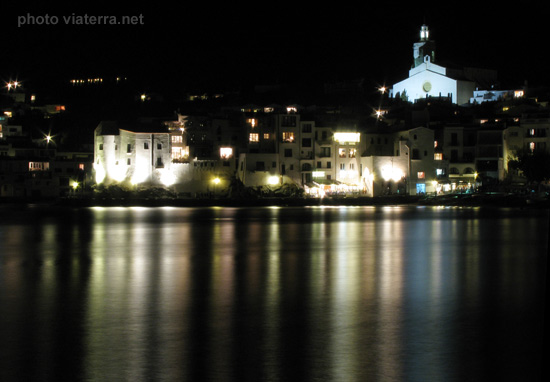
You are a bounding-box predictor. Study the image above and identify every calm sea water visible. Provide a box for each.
[0,204,547,382]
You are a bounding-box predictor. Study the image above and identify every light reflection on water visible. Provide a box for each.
[0,205,547,381]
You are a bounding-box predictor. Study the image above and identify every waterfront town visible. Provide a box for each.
[1,24,550,205]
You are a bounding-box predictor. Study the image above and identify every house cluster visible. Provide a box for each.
[2,24,550,200]
[91,100,550,198]
[0,91,93,199]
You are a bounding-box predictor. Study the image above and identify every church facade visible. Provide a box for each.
[389,25,478,105]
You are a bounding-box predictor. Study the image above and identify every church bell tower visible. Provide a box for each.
[413,24,436,68]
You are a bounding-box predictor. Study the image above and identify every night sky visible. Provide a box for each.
[2,3,549,98]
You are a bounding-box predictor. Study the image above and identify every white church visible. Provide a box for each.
[390,25,496,105]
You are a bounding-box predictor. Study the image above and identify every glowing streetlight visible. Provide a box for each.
[71,181,79,190]
[379,86,386,94]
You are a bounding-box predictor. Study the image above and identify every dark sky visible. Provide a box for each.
[2,3,549,96]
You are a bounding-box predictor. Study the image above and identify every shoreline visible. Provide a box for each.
[2,193,549,209]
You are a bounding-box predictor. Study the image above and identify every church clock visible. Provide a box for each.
[422,81,432,92]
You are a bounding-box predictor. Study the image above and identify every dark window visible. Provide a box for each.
[144,142,149,149]
[302,138,312,147]
[285,149,292,157]
[451,133,458,146]
[99,144,103,150]
[256,161,265,171]
[282,116,296,127]
[127,144,132,153]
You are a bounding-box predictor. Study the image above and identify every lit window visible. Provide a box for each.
[530,142,535,151]
[282,132,295,142]
[247,118,257,128]
[78,163,84,171]
[249,133,259,142]
[172,147,182,159]
[172,135,183,143]
[263,133,270,139]
[339,148,346,158]
[220,147,233,159]
[417,172,425,179]
[349,148,356,158]
[28,162,49,171]
[333,132,360,144]
[434,153,443,160]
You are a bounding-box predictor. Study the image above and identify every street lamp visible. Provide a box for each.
[212,177,220,197]
[71,180,79,197]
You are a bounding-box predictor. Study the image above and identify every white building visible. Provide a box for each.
[390,24,478,105]
[359,127,439,196]
[94,121,173,186]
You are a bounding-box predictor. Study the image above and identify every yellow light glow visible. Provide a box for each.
[333,132,360,144]
[131,166,149,185]
[381,165,404,182]
[213,177,221,185]
[160,169,176,186]
[108,163,126,182]
[94,163,106,184]
[267,176,279,185]
[71,181,79,189]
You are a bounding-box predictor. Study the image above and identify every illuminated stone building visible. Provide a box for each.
[94,121,173,186]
